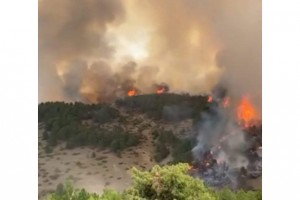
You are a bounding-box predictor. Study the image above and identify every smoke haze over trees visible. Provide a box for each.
[39,0,261,118]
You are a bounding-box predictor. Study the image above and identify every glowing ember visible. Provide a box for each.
[237,96,257,128]
[207,95,213,102]
[127,89,137,96]
[154,83,169,94]
[223,97,230,108]
[157,87,165,94]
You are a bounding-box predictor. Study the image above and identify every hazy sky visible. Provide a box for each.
[39,0,261,114]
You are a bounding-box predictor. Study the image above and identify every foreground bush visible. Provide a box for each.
[126,163,217,200]
[46,163,261,200]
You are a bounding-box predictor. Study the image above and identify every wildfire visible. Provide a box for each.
[207,95,213,102]
[157,87,166,94]
[237,96,257,128]
[223,97,230,108]
[155,83,169,94]
[127,89,137,96]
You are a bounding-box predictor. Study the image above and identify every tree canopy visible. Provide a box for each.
[39,102,140,153]
[46,163,262,200]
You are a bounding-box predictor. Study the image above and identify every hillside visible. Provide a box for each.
[38,93,262,199]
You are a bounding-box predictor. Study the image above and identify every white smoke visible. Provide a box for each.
[192,90,251,188]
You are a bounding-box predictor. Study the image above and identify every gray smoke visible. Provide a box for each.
[39,0,125,102]
[162,104,193,122]
[39,0,261,111]
[200,162,237,188]
[192,96,250,188]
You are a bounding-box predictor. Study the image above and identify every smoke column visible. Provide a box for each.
[192,100,249,188]
[39,0,261,115]
[39,0,261,188]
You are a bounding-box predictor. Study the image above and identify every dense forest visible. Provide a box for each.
[39,102,140,154]
[47,163,262,200]
[116,93,208,122]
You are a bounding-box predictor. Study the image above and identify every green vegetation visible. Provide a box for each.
[39,102,140,153]
[172,138,196,164]
[44,145,53,154]
[116,93,208,121]
[39,95,205,157]
[39,94,210,156]
[47,163,262,200]
[152,129,196,163]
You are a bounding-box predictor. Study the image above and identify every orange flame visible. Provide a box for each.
[237,96,257,128]
[207,95,213,102]
[127,89,137,96]
[157,87,165,94]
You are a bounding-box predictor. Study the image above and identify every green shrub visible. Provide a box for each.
[154,143,170,162]
[47,164,262,200]
[38,102,140,153]
[44,145,53,154]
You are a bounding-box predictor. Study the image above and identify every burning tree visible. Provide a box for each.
[237,96,258,128]
[127,88,138,96]
[192,86,262,189]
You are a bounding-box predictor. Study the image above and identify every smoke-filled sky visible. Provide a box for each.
[39,0,261,114]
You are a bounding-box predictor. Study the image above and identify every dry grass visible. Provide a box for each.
[49,174,60,180]
[38,118,157,199]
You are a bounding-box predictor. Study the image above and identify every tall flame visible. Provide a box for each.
[237,96,257,128]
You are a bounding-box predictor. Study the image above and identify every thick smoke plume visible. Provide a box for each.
[192,86,261,188]
[192,103,248,188]
[39,0,261,113]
